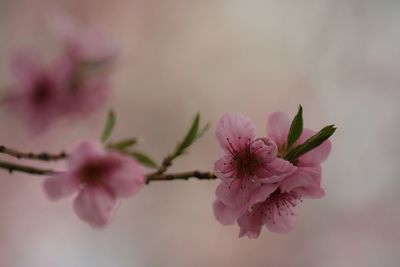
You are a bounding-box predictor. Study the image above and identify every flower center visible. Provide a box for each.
[226,137,269,178]
[78,158,120,185]
[32,77,53,105]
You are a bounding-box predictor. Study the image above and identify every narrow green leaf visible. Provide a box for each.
[130,151,159,169]
[172,113,200,158]
[197,122,210,139]
[106,138,138,150]
[286,105,303,148]
[101,110,116,143]
[285,125,337,162]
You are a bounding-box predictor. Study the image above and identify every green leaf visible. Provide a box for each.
[130,151,159,169]
[172,113,201,159]
[101,110,116,143]
[286,105,303,149]
[285,125,337,162]
[106,138,138,150]
[197,122,210,139]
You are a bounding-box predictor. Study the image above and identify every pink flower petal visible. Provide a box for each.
[73,186,118,228]
[215,179,255,209]
[214,155,236,180]
[250,138,277,163]
[213,200,246,225]
[296,186,325,199]
[216,113,256,152]
[248,183,278,209]
[237,206,264,239]
[43,173,80,201]
[68,141,105,170]
[266,112,291,148]
[265,201,297,234]
[279,165,321,193]
[104,153,145,197]
[265,158,297,180]
[297,128,332,166]
[9,52,40,89]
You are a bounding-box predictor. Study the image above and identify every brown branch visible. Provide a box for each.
[0,160,57,175]
[0,159,216,183]
[0,145,67,161]
[146,170,217,184]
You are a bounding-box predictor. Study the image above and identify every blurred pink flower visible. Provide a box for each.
[2,17,117,132]
[213,113,296,225]
[3,52,69,132]
[52,16,118,116]
[43,141,145,228]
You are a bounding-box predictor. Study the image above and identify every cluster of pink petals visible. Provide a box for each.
[44,141,145,228]
[213,112,331,238]
[2,21,117,133]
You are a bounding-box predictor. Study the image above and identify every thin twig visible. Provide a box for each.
[0,160,57,175]
[0,159,217,182]
[146,170,217,184]
[0,145,67,161]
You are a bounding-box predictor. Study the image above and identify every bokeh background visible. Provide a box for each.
[1,0,400,266]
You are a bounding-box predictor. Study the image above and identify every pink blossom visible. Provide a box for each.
[43,141,145,228]
[214,111,332,238]
[236,112,332,238]
[237,186,301,237]
[267,112,331,198]
[213,113,296,225]
[3,52,69,132]
[52,16,118,117]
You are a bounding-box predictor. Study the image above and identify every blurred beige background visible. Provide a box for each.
[1,0,400,266]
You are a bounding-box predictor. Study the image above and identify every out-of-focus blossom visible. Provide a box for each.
[213,113,296,225]
[52,16,118,115]
[214,111,332,238]
[43,141,145,228]
[2,17,118,132]
[2,52,69,132]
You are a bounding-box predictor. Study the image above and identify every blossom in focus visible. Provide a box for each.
[213,113,296,225]
[266,112,331,199]
[43,141,145,228]
[214,111,333,238]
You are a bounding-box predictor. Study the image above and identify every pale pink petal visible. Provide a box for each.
[250,138,277,163]
[104,154,145,197]
[9,52,40,88]
[295,186,325,199]
[254,158,296,183]
[297,128,332,166]
[215,179,255,208]
[68,141,105,170]
[216,113,256,152]
[238,206,264,238]
[265,201,297,234]
[248,183,277,209]
[43,173,80,201]
[213,200,246,225]
[266,112,291,148]
[214,155,236,180]
[73,186,118,228]
[266,158,297,180]
[279,166,321,193]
